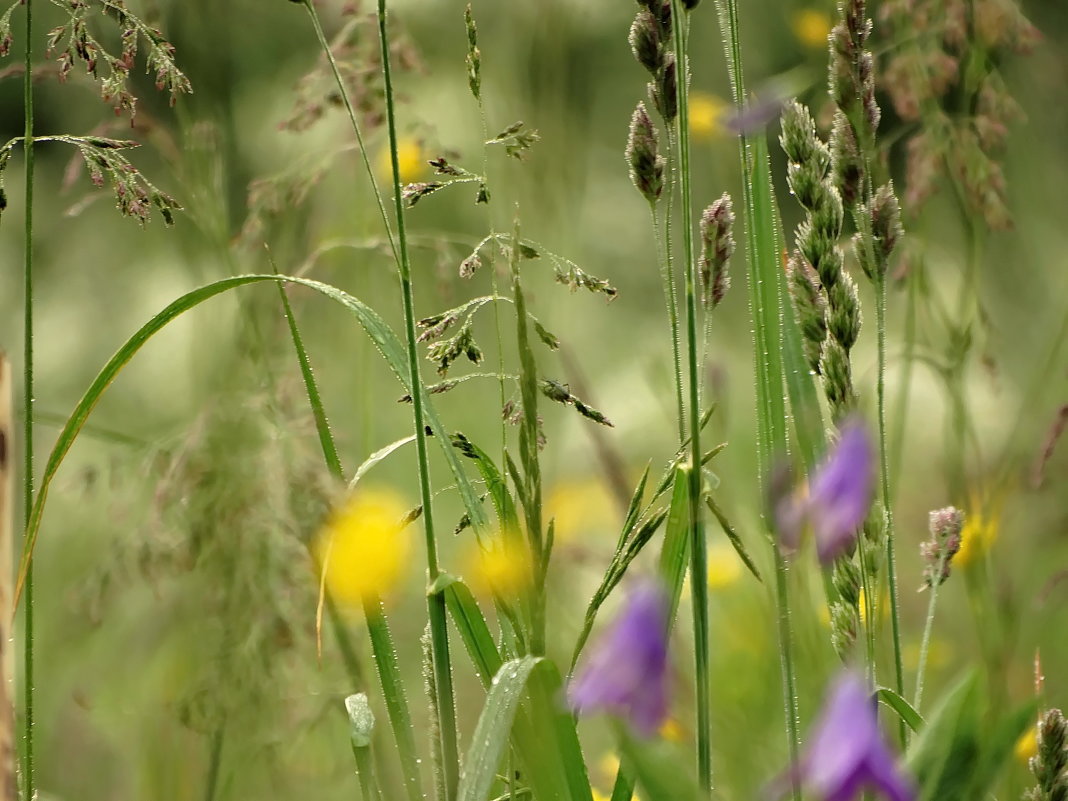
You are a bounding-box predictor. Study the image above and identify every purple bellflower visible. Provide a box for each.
[567,580,669,737]
[772,671,916,801]
[776,419,874,564]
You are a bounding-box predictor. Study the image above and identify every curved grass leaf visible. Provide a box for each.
[657,466,692,624]
[877,687,925,734]
[458,656,543,801]
[14,273,488,607]
[349,435,417,490]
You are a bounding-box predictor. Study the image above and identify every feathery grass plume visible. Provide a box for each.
[464,3,480,101]
[828,0,880,211]
[629,8,664,75]
[881,0,1038,228]
[920,506,964,588]
[650,52,677,122]
[788,255,828,374]
[698,194,734,308]
[780,99,858,420]
[39,0,191,115]
[626,102,665,203]
[1026,709,1068,801]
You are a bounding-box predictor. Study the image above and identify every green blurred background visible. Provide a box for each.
[0,0,1066,798]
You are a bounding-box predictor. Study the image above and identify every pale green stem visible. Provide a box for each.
[661,128,686,445]
[376,3,461,799]
[912,552,949,713]
[670,4,711,793]
[876,265,907,745]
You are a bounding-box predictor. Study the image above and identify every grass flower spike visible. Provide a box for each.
[568,580,670,737]
[777,419,874,564]
[772,671,916,801]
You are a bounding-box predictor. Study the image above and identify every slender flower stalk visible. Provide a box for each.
[913,507,963,711]
[21,0,36,796]
[376,3,461,799]
[669,1,713,791]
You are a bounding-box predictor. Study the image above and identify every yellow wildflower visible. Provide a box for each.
[1015,725,1038,763]
[377,136,425,183]
[955,492,1003,568]
[689,91,727,141]
[792,9,832,49]
[314,488,410,605]
[463,535,532,597]
[707,540,743,590]
[659,717,686,742]
[546,479,615,544]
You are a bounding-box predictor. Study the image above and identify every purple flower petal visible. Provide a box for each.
[808,420,874,563]
[568,580,670,737]
[770,671,916,801]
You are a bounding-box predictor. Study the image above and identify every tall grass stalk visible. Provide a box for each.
[713,1,801,794]
[377,2,461,799]
[912,549,949,714]
[660,128,685,445]
[669,3,711,792]
[20,0,36,797]
[875,264,907,742]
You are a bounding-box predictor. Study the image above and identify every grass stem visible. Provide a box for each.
[669,3,711,793]
[21,1,36,797]
[376,3,461,798]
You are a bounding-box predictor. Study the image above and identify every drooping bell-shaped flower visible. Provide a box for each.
[776,419,874,564]
[567,580,670,737]
[772,671,916,801]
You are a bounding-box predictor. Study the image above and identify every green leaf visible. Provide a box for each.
[441,576,503,687]
[907,671,981,801]
[966,697,1038,796]
[618,730,701,801]
[657,466,692,624]
[705,495,762,582]
[349,435,417,490]
[877,687,925,733]
[450,432,521,534]
[458,656,543,801]
[14,274,490,604]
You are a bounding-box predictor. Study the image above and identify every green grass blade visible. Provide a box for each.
[704,495,762,583]
[14,273,493,604]
[657,466,692,624]
[349,435,417,490]
[617,730,701,801]
[876,687,925,734]
[457,656,543,801]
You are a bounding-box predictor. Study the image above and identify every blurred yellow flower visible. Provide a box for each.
[593,755,644,801]
[591,790,611,801]
[1015,725,1038,763]
[689,91,727,141]
[659,717,686,742]
[792,9,832,49]
[955,492,1003,568]
[377,136,425,183]
[314,488,410,605]
[463,535,532,597]
[707,540,743,589]
[546,479,615,543]
[903,637,952,671]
